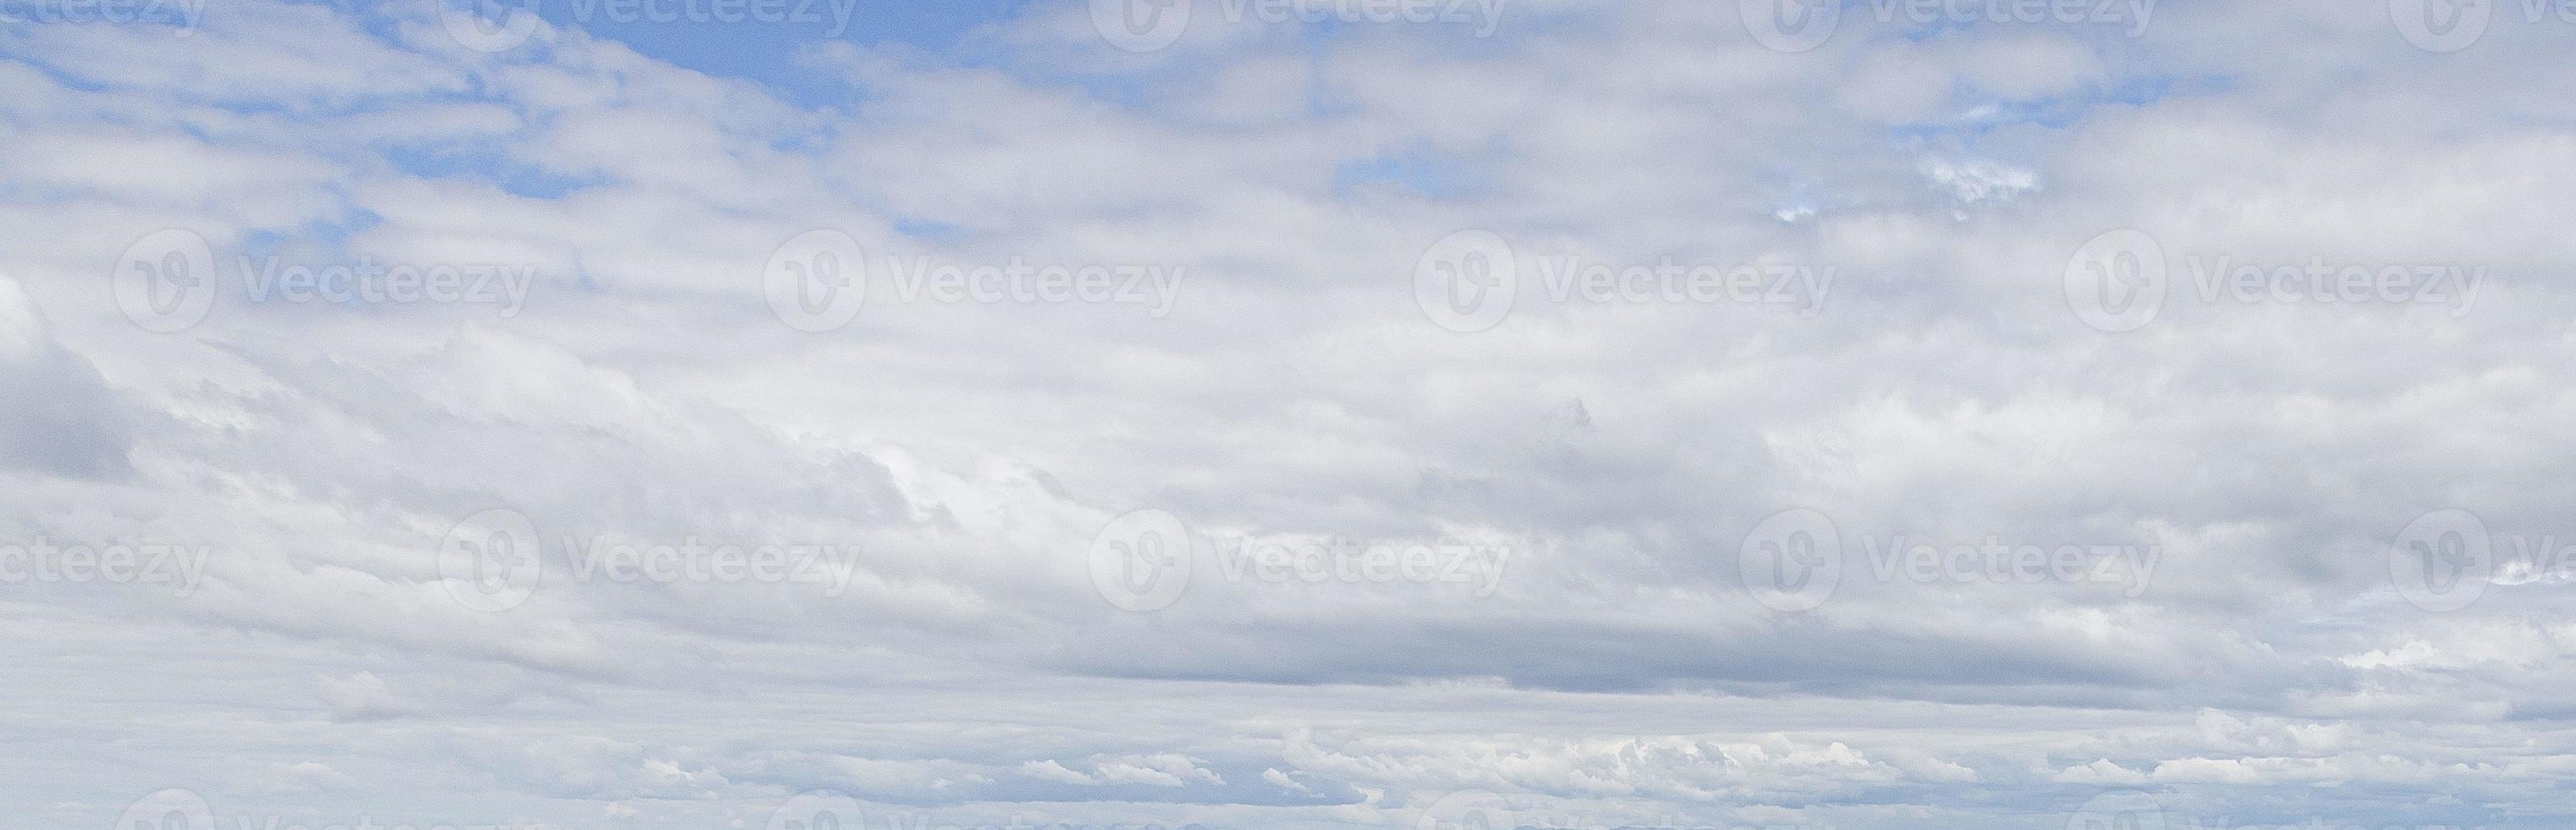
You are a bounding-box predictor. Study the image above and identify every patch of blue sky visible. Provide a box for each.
[380,141,607,199]
[1886,71,2230,143]
[1332,146,1483,201]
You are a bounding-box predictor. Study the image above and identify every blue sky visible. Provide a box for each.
[2,1,2574,829]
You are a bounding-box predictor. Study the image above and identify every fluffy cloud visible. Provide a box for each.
[2,1,2572,828]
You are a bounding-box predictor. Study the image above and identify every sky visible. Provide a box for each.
[3,0,2574,828]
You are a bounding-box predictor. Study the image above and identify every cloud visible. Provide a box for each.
[2,1,2573,828]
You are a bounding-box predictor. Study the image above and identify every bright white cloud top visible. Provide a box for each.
[2,1,2573,828]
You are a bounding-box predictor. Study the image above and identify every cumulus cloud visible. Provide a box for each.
[2,1,2572,828]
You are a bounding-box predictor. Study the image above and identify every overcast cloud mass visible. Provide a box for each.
[2,0,2573,827]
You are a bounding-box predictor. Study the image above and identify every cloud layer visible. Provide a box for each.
[3,1,2573,827]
